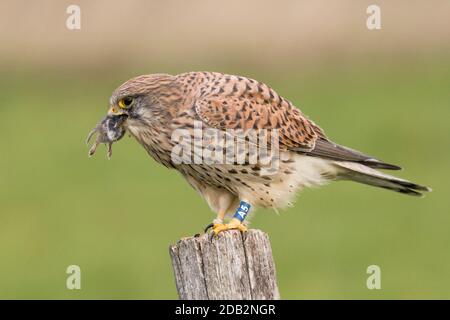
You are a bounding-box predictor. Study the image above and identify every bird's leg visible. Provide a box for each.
[204,209,226,233]
[211,201,251,235]
[214,209,226,225]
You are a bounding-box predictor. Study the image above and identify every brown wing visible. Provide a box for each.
[190,72,400,170]
[192,73,320,152]
[308,139,401,170]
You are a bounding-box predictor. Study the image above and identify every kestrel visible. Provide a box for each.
[87,72,431,234]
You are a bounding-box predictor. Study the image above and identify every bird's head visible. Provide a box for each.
[87,74,176,158]
[106,74,175,136]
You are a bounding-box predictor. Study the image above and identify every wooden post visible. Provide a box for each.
[169,229,280,300]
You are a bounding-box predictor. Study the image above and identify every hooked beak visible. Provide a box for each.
[108,105,127,117]
[105,105,128,141]
[107,105,129,130]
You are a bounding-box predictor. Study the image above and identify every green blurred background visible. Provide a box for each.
[0,0,449,299]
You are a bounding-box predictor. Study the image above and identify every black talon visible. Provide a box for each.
[204,223,214,233]
[209,231,217,242]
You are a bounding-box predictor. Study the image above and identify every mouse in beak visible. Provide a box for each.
[86,114,127,159]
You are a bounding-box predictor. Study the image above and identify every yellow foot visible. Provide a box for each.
[211,218,248,235]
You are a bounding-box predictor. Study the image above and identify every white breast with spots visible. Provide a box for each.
[235,154,336,210]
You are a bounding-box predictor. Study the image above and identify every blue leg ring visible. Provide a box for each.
[233,201,251,222]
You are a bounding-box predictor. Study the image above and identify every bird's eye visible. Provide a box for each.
[118,97,134,109]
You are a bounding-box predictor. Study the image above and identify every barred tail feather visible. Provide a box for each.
[334,161,431,197]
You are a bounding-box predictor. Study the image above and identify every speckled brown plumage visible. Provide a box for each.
[88,71,431,231]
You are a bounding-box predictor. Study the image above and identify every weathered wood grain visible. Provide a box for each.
[169,229,280,300]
